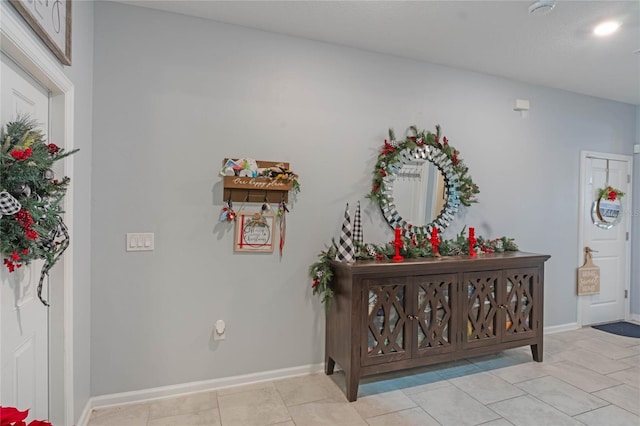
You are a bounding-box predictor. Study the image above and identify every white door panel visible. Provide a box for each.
[580,154,631,325]
[1,53,50,422]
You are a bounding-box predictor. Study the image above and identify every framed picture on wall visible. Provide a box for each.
[234,211,276,253]
[9,0,72,65]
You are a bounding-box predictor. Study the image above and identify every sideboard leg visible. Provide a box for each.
[531,342,543,362]
[345,371,360,402]
[325,356,335,375]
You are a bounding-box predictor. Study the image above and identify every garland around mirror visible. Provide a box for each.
[308,125,521,307]
[368,125,479,237]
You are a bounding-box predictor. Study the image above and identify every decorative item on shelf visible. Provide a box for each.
[468,227,477,257]
[392,227,404,262]
[0,405,51,426]
[241,158,259,177]
[335,203,355,263]
[0,115,79,306]
[309,226,519,305]
[221,158,239,176]
[367,124,479,237]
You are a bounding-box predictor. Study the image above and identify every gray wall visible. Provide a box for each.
[63,1,94,421]
[91,2,638,396]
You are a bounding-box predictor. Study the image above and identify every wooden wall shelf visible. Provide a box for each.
[222,160,293,203]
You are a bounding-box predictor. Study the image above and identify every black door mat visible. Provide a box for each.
[591,321,640,338]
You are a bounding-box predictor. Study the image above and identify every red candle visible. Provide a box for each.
[393,227,404,262]
[469,227,477,257]
[431,227,440,255]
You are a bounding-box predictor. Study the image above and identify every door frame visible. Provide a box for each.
[577,151,633,327]
[1,4,75,425]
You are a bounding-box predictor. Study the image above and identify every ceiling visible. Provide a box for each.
[115,1,640,105]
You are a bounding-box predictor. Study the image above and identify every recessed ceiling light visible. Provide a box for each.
[528,0,556,16]
[594,21,620,36]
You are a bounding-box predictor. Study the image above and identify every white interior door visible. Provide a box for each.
[1,53,50,422]
[579,152,631,326]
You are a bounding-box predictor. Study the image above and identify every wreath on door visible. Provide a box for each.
[597,185,624,201]
[0,115,78,305]
[591,185,624,229]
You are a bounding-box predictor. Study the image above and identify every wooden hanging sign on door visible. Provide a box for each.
[577,247,600,295]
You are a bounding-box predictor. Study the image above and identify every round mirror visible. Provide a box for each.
[393,161,447,227]
[380,144,460,236]
[368,126,479,237]
[591,197,622,229]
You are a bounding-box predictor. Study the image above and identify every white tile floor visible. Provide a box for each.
[87,326,640,426]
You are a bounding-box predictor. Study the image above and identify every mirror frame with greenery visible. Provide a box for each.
[367,125,479,237]
[591,185,625,230]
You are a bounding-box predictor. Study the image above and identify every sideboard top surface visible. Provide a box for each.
[330,251,550,276]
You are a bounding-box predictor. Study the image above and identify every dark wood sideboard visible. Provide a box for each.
[325,251,551,401]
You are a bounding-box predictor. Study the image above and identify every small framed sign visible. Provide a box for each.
[234,211,275,253]
[9,0,72,65]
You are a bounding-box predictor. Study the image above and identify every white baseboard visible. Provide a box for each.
[544,322,580,334]
[630,314,640,322]
[76,363,324,425]
[75,321,586,425]
[75,399,93,426]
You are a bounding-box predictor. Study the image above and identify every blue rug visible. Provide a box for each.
[592,321,640,338]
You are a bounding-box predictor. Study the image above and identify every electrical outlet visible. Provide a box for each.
[214,320,226,341]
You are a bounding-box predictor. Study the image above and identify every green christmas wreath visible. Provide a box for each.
[0,115,78,305]
[367,125,479,208]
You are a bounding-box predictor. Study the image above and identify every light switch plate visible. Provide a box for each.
[126,233,154,251]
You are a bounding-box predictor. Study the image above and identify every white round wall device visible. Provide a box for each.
[528,0,556,16]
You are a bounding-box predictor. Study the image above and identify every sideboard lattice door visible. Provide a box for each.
[504,268,539,342]
[362,279,411,366]
[463,271,500,348]
[415,274,457,357]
